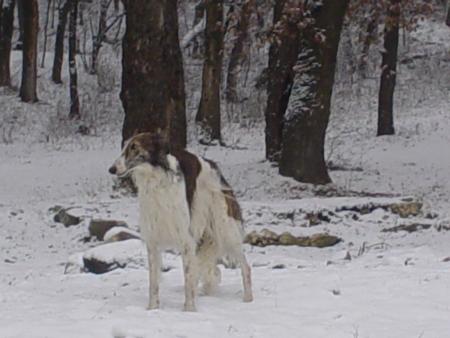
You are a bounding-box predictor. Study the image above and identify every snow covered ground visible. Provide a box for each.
[1,17,450,338]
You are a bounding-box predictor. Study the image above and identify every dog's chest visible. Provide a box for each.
[134,171,191,248]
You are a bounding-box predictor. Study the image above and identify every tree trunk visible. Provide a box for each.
[121,0,186,149]
[15,0,24,50]
[191,0,205,57]
[90,0,108,74]
[358,0,379,77]
[225,0,254,103]
[445,0,450,27]
[19,0,38,103]
[377,0,400,136]
[264,0,300,162]
[0,0,15,87]
[279,0,349,185]
[68,0,80,119]
[52,0,71,84]
[40,0,52,68]
[196,0,224,144]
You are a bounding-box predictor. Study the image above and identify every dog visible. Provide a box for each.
[109,131,253,311]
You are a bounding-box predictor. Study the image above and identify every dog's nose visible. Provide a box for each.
[109,166,117,175]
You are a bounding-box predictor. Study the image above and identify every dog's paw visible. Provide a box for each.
[147,301,160,310]
[243,293,253,303]
[183,302,197,312]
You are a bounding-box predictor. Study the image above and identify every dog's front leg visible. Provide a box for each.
[147,246,161,310]
[181,245,198,311]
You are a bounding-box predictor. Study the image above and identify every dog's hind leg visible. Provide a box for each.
[238,252,253,302]
[146,246,161,310]
[181,245,198,311]
[196,237,221,295]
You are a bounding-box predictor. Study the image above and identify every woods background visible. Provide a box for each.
[0,0,448,186]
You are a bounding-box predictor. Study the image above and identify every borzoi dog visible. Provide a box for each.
[109,132,253,311]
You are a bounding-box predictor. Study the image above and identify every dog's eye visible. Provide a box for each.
[130,143,136,151]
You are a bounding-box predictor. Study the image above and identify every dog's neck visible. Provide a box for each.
[132,155,182,195]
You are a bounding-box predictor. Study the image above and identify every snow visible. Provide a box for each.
[1,12,450,338]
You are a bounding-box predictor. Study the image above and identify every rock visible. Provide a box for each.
[279,232,298,245]
[244,229,279,247]
[389,202,422,218]
[305,213,321,226]
[82,239,146,274]
[382,223,432,233]
[305,212,331,226]
[308,233,342,248]
[103,227,140,242]
[83,257,126,274]
[272,264,286,269]
[88,219,128,240]
[244,229,341,248]
[54,208,81,227]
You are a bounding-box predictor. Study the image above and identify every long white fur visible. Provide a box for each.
[112,151,253,311]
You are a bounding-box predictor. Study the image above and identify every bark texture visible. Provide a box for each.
[121,0,186,149]
[377,0,400,136]
[265,0,300,162]
[40,0,52,68]
[0,0,15,87]
[446,1,450,27]
[15,0,24,49]
[225,0,254,103]
[90,0,108,74]
[195,0,224,144]
[19,0,39,102]
[68,0,80,119]
[279,0,349,184]
[52,0,71,84]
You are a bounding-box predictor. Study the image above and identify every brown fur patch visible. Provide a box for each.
[221,179,243,222]
[204,159,242,221]
[172,149,202,209]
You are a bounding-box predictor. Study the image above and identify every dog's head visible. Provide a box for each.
[109,131,170,177]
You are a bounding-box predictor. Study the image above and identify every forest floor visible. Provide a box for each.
[1,18,450,338]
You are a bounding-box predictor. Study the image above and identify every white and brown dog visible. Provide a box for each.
[109,132,253,311]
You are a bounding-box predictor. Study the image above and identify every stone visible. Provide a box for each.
[389,202,422,218]
[54,208,81,227]
[244,229,341,248]
[103,226,140,242]
[308,233,342,248]
[82,239,146,274]
[279,232,298,245]
[88,219,129,240]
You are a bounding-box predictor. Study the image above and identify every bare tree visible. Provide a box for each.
[19,0,39,102]
[15,0,24,50]
[90,0,108,74]
[52,0,71,83]
[121,0,186,149]
[265,0,300,162]
[225,0,255,103]
[196,0,224,144]
[377,0,400,136]
[279,0,350,184]
[445,0,449,27]
[41,0,52,68]
[68,0,80,119]
[0,0,15,87]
